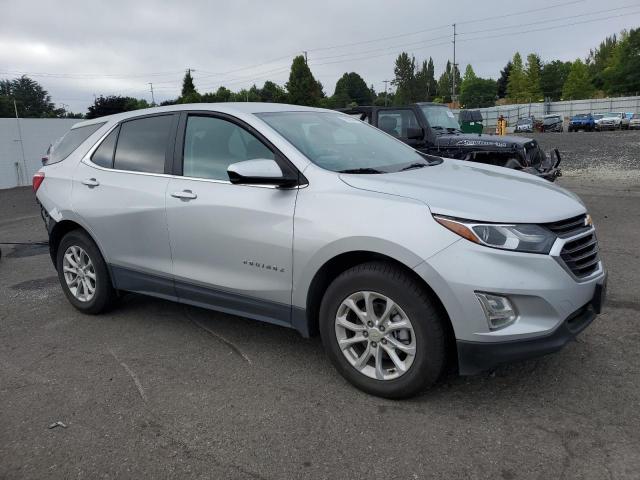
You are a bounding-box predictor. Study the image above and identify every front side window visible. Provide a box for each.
[183,116,274,181]
[258,111,440,173]
[419,105,461,132]
[46,122,105,165]
[377,109,419,138]
[113,115,173,173]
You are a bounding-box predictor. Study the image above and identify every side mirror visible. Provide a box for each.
[405,127,424,140]
[227,159,298,187]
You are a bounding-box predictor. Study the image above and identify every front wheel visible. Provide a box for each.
[319,262,447,398]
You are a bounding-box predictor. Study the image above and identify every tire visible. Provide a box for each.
[319,261,447,399]
[56,229,117,314]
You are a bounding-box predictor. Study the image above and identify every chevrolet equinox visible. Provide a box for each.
[34,103,606,398]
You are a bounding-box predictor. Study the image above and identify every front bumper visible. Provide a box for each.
[414,231,606,374]
[456,281,605,374]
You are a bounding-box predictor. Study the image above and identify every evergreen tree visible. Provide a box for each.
[179,69,201,103]
[333,72,373,106]
[259,81,288,103]
[86,95,149,119]
[460,66,497,108]
[392,52,417,105]
[286,55,323,106]
[0,76,61,118]
[437,61,452,103]
[562,59,594,100]
[496,61,512,98]
[587,34,618,90]
[415,59,436,102]
[506,53,527,103]
[541,60,572,100]
[524,53,544,101]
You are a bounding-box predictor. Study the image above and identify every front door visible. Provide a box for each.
[165,113,298,327]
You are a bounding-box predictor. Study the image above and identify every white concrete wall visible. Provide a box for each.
[0,118,78,189]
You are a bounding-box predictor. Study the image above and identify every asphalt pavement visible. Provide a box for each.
[1,142,639,479]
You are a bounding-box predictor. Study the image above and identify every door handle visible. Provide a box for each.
[81,178,100,187]
[171,189,197,200]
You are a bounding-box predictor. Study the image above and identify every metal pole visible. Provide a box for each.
[452,23,457,103]
[303,51,308,65]
[383,80,390,106]
[13,100,28,186]
[148,83,156,106]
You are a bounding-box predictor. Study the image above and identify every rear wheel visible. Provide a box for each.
[56,230,117,314]
[319,261,447,398]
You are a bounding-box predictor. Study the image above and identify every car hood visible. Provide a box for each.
[433,133,529,149]
[339,159,584,223]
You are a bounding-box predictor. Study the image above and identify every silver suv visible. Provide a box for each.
[34,103,606,398]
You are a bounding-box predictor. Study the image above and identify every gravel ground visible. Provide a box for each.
[1,146,639,479]
[519,129,640,180]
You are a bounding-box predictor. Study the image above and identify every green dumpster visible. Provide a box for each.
[459,110,484,134]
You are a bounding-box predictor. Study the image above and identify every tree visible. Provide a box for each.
[333,72,373,107]
[587,34,618,90]
[286,55,323,106]
[602,28,640,95]
[497,61,512,98]
[86,95,149,119]
[437,61,452,103]
[178,69,201,103]
[506,52,527,103]
[392,52,417,105]
[562,59,594,100]
[459,65,497,108]
[415,58,436,102]
[0,76,61,118]
[524,53,543,101]
[259,80,288,103]
[541,60,572,100]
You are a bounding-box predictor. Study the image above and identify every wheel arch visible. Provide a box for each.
[302,251,456,364]
[48,219,110,277]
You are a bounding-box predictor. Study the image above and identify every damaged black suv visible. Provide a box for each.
[340,103,561,181]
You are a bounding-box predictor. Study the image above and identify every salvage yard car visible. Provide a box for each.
[542,114,564,132]
[341,103,560,181]
[629,113,640,130]
[568,113,596,132]
[597,112,624,130]
[514,117,534,133]
[34,103,605,398]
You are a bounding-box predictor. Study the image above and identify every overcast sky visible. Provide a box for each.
[2,0,639,113]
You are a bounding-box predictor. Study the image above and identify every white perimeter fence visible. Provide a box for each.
[454,95,640,128]
[0,118,77,189]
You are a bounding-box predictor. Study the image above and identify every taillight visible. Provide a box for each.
[33,172,45,193]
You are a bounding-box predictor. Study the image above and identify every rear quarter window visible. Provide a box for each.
[45,123,105,165]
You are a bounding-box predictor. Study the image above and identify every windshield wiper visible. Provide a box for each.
[400,162,428,171]
[446,127,461,133]
[338,167,385,174]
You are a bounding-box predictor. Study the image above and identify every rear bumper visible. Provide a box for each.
[456,282,605,374]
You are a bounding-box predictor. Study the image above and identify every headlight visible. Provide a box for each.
[434,215,557,254]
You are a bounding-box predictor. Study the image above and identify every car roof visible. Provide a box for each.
[71,102,328,129]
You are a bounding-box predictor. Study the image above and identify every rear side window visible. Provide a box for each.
[378,109,419,138]
[91,126,119,168]
[114,115,174,173]
[46,123,105,165]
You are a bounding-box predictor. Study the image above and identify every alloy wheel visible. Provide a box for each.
[335,291,416,380]
[62,245,97,302]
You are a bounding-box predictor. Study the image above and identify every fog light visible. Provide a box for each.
[475,292,517,330]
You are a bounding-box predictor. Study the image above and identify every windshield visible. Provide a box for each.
[419,105,461,132]
[604,113,620,118]
[257,111,440,173]
[517,119,531,125]
[544,116,561,125]
[573,114,588,118]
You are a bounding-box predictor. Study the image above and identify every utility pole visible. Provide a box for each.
[303,51,308,65]
[13,100,28,186]
[148,82,156,106]
[452,23,457,104]
[383,80,390,106]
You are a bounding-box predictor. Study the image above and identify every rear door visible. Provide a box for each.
[164,112,298,326]
[72,113,179,298]
[375,108,422,146]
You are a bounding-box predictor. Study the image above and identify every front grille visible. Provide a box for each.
[545,214,589,237]
[560,231,600,278]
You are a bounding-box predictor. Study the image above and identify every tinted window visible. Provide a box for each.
[419,105,461,131]
[114,115,173,173]
[183,116,274,181]
[46,123,105,165]
[91,126,119,168]
[377,110,419,137]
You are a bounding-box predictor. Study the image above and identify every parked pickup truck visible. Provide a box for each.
[568,113,596,132]
[340,103,561,181]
